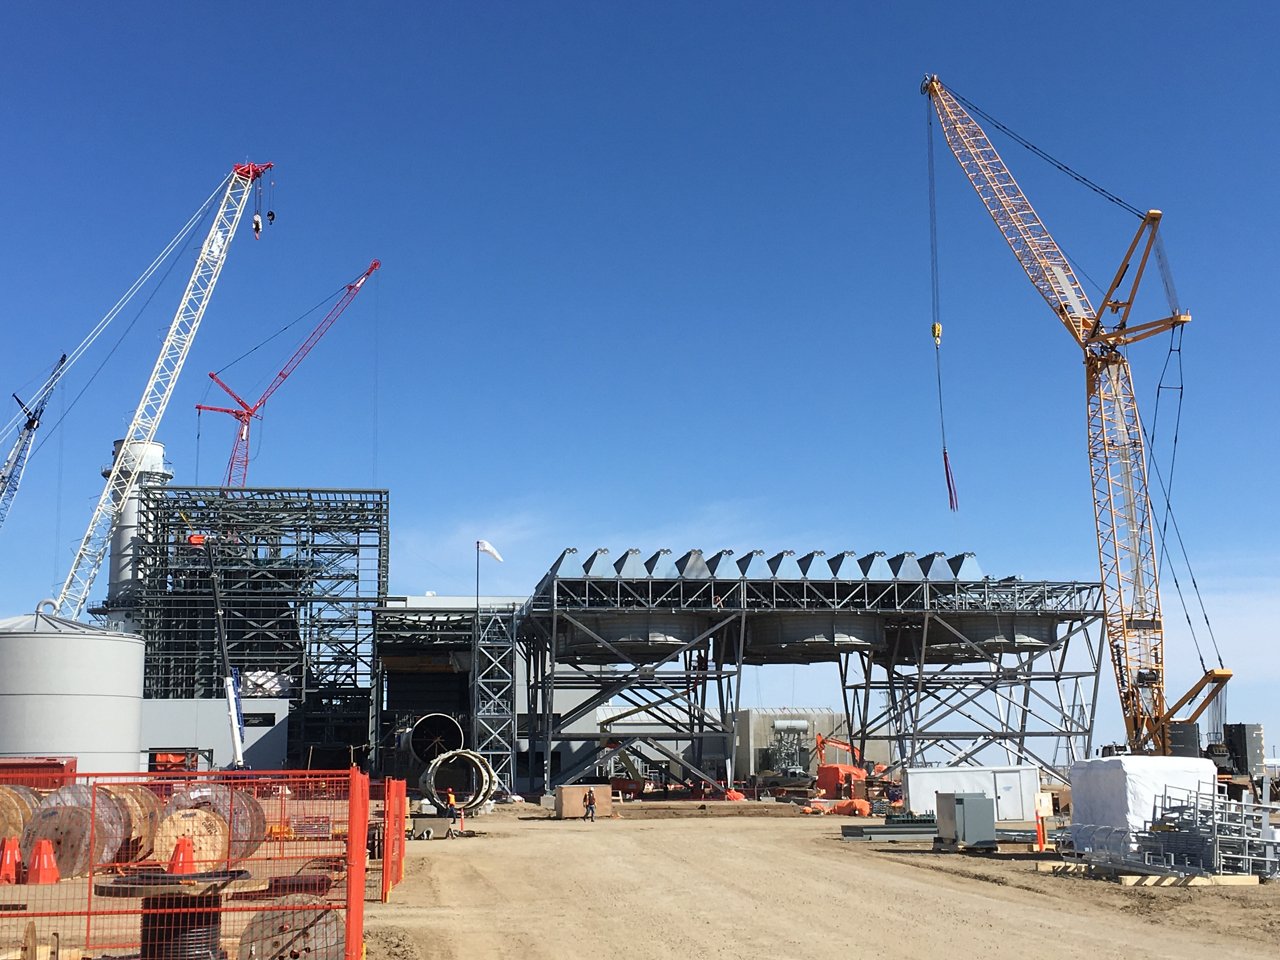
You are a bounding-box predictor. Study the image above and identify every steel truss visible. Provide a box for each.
[841,607,1106,780]
[132,486,388,764]
[522,549,1104,792]
[472,606,518,793]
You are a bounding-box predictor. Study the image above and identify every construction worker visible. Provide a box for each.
[445,789,458,825]
[583,786,597,823]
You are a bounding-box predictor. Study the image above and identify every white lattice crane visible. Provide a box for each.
[54,162,272,619]
[0,355,67,532]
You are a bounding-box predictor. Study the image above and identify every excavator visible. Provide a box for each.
[922,77,1229,755]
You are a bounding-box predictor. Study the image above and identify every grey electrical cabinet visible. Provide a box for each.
[936,792,997,850]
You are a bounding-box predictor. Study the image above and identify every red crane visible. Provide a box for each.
[197,259,380,486]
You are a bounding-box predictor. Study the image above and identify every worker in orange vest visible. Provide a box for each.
[445,789,458,825]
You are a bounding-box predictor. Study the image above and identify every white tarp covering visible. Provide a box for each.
[1069,756,1218,836]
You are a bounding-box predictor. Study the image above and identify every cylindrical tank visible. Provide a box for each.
[770,719,810,733]
[0,606,144,773]
[103,439,172,633]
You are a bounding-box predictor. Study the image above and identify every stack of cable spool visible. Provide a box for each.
[19,784,142,877]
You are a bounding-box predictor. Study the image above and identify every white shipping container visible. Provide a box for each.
[904,765,1041,822]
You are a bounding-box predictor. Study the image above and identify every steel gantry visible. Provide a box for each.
[520,547,1104,792]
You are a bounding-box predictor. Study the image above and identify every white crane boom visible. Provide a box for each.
[55,162,272,619]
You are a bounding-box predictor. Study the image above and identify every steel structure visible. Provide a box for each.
[521,547,1105,792]
[131,485,388,765]
[0,355,66,532]
[56,162,272,619]
[197,259,380,487]
[472,606,518,793]
[370,600,519,793]
[922,77,1229,752]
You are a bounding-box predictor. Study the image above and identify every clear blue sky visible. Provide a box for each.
[2,3,1275,750]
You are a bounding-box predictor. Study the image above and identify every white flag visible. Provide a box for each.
[477,540,504,563]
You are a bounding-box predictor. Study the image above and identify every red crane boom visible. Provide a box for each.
[197,258,380,486]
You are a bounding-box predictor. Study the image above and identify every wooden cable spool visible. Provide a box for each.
[238,895,345,960]
[0,789,29,841]
[101,784,161,862]
[4,785,42,822]
[152,808,230,867]
[36,785,127,865]
[162,784,266,862]
[20,806,95,878]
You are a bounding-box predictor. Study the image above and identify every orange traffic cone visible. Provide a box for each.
[167,836,196,875]
[26,839,59,884]
[0,837,20,884]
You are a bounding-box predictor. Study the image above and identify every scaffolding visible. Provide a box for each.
[133,486,389,765]
[521,548,1105,793]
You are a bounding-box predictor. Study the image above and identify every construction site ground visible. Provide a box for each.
[365,804,1280,960]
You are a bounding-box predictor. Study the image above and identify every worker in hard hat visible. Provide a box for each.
[583,786,597,823]
[445,788,458,825]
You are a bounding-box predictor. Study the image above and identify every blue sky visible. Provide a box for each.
[1,3,1275,750]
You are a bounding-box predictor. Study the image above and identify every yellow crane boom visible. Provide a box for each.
[921,76,1229,753]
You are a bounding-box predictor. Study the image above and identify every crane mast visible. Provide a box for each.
[922,77,1228,753]
[55,162,272,620]
[0,355,68,532]
[196,258,380,487]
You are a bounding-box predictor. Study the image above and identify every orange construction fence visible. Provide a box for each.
[379,778,407,902]
[0,767,369,960]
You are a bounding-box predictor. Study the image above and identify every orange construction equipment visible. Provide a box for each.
[814,733,860,766]
[26,839,59,884]
[167,836,196,875]
[816,763,865,801]
[0,836,20,884]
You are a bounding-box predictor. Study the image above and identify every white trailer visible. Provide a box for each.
[904,765,1041,822]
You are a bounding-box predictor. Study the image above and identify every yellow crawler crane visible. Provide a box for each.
[922,76,1229,754]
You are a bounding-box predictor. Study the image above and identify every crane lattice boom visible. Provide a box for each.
[922,77,1226,753]
[0,355,68,532]
[55,162,271,619]
[197,258,380,487]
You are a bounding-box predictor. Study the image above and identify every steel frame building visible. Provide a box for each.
[131,486,389,765]
[520,547,1105,791]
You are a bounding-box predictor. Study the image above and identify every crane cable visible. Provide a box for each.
[949,86,1224,692]
[1145,325,1225,670]
[948,85,1182,317]
[1,177,227,443]
[927,103,959,511]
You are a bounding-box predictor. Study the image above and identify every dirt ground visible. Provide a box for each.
[365,805,1280,960]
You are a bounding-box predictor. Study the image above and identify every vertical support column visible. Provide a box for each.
[471,605,518,794]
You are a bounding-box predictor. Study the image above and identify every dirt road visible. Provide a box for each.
[365,808,1280,960]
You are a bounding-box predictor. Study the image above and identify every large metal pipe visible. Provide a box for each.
[396,713,465,766]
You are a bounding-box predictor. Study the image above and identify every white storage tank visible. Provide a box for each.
[0,604,145,773]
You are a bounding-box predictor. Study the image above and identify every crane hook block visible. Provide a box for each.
[932,322,942,346]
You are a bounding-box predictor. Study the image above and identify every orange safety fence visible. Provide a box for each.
[379,779,407,902]
[0,767,369,960]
